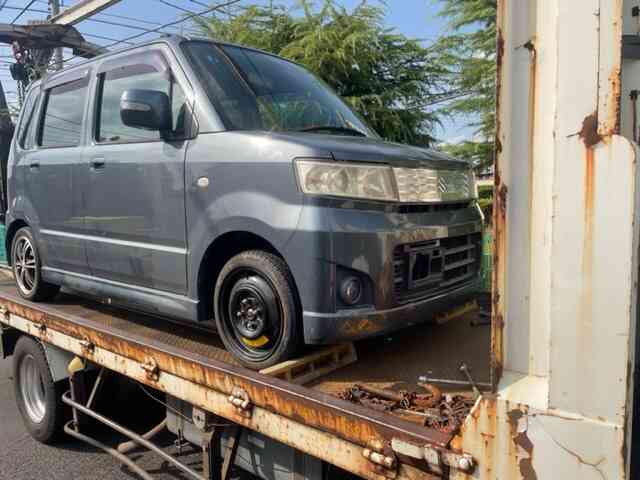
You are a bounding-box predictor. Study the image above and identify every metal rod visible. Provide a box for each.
[459,363,482,399]
[68,374,82,428]
[117,419,167,454]
[418,376,492,389]
[221,426,242,480]
[86,367,106,410]
[64,421,155,480]
[355,384,405,403]
[62,391,204,480]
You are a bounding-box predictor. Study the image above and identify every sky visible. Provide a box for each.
[0,0,473,142]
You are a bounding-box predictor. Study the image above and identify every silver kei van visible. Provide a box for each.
[5,36,483,369]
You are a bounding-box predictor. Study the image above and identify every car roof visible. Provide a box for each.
[32,34,297,91]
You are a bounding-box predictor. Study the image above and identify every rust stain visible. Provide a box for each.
[483,398,498,479]
[584,148,595,233]
[605,67,622,136]
[579,113,603,149]
[508,408,537,480]
[491,180,507,389]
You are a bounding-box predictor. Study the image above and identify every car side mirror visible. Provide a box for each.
[120,89,171,134]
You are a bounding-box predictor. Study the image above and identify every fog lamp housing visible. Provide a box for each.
[340,276,363,306]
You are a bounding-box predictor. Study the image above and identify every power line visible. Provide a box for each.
[0,3,199,38]
[11,0,40,24]
[0,4,49,17]
[60,0,242,66]
[154,0,197,15]
[79,31,134,45]
[83,15,175,34]
[94,9,179,27]
[92,10,203,35]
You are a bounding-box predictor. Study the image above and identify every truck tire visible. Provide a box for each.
[11,227,60,301]
[214,250,301,370]
[13,336,67,444]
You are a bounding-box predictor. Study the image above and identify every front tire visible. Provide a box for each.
[13,336,67,444]
[11,227,59,301]
[214,250,300,370]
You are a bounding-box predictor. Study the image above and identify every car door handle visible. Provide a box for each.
[90,158,105,170]
[28,162,40,170]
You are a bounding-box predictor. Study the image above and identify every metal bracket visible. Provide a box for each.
[192,406,217,432]
[363,439,397,478]
[391,438,475,474]
[227,387,252,418]
[141,357,160,382]
[79,338,95,355]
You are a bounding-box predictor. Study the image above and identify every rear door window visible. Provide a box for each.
[39,77,89,148]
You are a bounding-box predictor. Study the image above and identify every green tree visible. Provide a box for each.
[435,0,497,170]
[194,1,455,147]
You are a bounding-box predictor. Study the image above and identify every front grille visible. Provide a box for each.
[393,168,474,203]
[393,233,481,304]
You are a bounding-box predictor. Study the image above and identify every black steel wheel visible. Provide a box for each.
[214,250,300,370]
[13,336,67,444]
[11,227,59,301]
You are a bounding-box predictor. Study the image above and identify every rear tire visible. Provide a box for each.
[11,227,59,301]
[13,336,67,444]
[214,250,301,370]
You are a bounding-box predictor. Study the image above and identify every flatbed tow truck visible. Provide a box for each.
[4,1,640,479]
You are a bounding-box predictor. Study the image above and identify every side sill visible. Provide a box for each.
[42,267,199,323]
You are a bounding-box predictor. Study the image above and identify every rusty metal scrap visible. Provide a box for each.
[339,384,474,434]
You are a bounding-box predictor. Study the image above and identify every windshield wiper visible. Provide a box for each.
[297,126,367,137]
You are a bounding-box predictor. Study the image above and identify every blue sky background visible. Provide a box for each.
[0,0,472,142]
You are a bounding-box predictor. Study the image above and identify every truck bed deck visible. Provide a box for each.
[0,270,489,479]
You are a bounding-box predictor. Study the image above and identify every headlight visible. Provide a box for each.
[295,160,397,201]
[295,159,476,203]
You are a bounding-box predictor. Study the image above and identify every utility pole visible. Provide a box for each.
[47,0,122,69]
[48,0,122,25]
[49,0,63,70]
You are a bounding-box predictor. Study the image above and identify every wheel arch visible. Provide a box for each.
[196,231,300,322]
[5,218,28,266]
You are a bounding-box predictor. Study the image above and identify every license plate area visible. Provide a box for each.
[407,242,444,290]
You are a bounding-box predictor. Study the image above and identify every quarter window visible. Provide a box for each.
[40,77,88,148]
[16,88,39,149]
[96,63,186,143]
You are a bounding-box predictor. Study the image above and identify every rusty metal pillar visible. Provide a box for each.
[454,1,639,479]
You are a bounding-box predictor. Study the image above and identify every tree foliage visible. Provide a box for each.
[194,1,455,146]
[434,0,497,169]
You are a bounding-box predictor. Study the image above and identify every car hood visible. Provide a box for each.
[264,132,470,170]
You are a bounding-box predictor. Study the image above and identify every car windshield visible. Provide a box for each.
[182,41,377,137]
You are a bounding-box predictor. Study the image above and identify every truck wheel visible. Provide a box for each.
[214,250,300,370]
[11,227,59,301]
[13,336,66,444]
